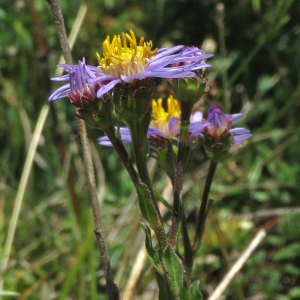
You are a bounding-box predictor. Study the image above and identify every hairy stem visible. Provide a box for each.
[181,204,193,283]
[46,0,119,298]
[170,105,190,248]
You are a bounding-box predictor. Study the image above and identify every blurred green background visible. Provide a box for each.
[1,0,300,299]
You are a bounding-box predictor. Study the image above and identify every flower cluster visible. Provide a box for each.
[48,30,251,159]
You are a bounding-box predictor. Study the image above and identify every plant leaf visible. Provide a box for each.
[137,183,157,225]
[163,245,184,298]
[190,281,203,300]
[140,222,163,272]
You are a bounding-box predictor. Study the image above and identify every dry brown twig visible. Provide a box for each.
[45,0,119,299]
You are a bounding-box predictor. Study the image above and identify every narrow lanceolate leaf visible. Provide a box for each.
[137,183,157,226]
[190,281,203,300]
[140,222,163,272]
[154,191,172,211]
[163,245,184,298]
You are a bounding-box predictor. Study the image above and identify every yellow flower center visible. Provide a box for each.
[96,30,157,80]
[150,95,181,134]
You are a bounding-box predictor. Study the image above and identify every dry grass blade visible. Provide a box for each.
[0,4,87,294]
[208,229,267,300]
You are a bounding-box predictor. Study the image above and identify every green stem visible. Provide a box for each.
[128,120,169,250]
[104,125,140,187]
[193,160,217,251]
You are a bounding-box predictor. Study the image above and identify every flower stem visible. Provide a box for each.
[128,119,169,250]
[193,160,217,251]
[104,125,140,187]
[46,0,119,299]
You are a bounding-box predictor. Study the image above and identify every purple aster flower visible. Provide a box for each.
[203,104,252,145]
[49,58,117,128]
[88,30,213,98]
[49,58,113,103]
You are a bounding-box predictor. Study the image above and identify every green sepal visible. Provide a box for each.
[112,79,153,122]
[154,191,172,211]
[76,98,115,129]
[172,77,206,106]
[140,222,163,272]
[190,281,203,300]
[201,130,233,161]
[163,245,184,298]
[155,272,168,300]
[134,85,152,117]
[137,183,157,227]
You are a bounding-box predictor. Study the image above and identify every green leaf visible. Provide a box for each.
[155,272,168,300]
[163,245,184,298]
[273,243,300,260]
[140,222,163,272]
[137,183,157,225]
[289,287,300,298]
[190,281,203,300]
[284,263,300,276]
[154,191,172,211]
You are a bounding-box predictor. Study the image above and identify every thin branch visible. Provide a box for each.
[208,229,266,300]
[46,0,119,298]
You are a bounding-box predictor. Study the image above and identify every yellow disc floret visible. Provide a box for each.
[150,95,181,135]
[96,30,157,80]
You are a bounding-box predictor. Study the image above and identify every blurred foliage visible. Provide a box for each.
[1,0,300,299]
